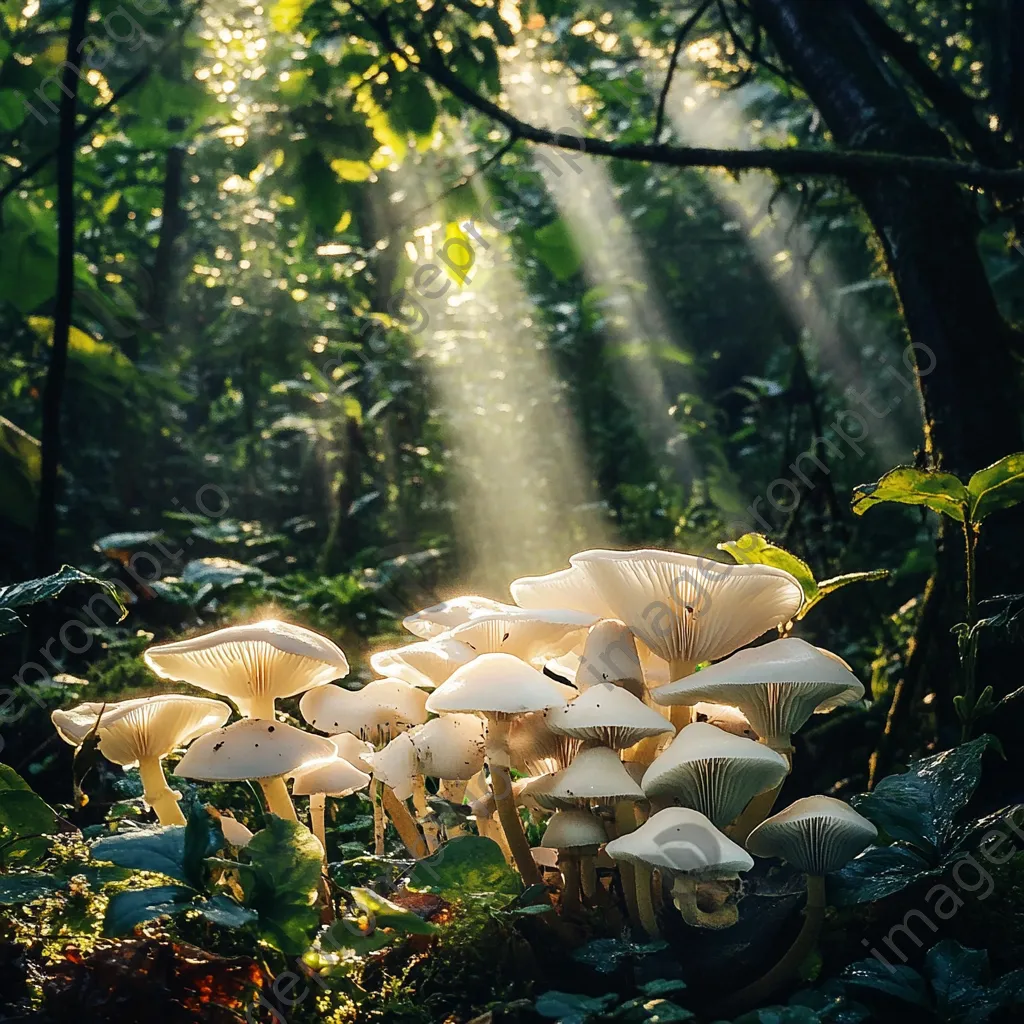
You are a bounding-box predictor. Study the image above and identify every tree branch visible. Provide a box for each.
[654,0,714,144]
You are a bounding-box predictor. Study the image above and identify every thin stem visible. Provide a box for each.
[259,776,297,821]
[668,659,696,732]
[581,854,598,901]
[381,785,429,859]
[137,757,185,826]
[635,864,660,937]
[411,776,440,852]
[960,520,981,739]
[613,800,645,935]
[488,762,542,888]
[654,0,715,143]
[558,853,582,914]
[310,793,327,851]
[373,779,385,855]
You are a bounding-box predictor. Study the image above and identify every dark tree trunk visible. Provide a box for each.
[750,0,1024,776]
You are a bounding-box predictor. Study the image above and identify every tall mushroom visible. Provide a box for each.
[144,619,349,720]
[175,718,335,822]
[291,755,371,850]
[425,653,568,887]
[52,695,230,825]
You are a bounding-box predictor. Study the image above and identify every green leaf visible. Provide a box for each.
[572,938,669,975]
[718,534,818,603]
[0,89,26,131]
[828,843,937,906]
[841,958,930,1006]
[0,873,64,904]
[91,825,188,882]
[967,453,1024,523]
[351,887,439,935]
[0,789,64,866]
[196,894,258,929]
[183,803,225,890]
[0,415,40,530]
[0,766,33,793]
[535,990,617,1023]
[851,466,969,522]
[103,884,198,936]
[816,570,890,599]
[388,76,438,137]
[406,836,520,897]
[0,565,127,635]
[531,220,582,281]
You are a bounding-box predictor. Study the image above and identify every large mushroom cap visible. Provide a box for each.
[447,609,598,666]
[425,653,570,717]
[143,620,349,709]
[575,620,645,697]
[568,549,804,669]
[299,679,428,742]
[746,795,877,875]
[174,718,335,781]
[541,808,607,851]
[510,565,615,617]
[291,755,370,798]
[549,746,646,805]
[605,806,753,877]
[641,722,789,828]
[366,733,417,800]
[651,637,865,749]
[369,636,475,689]
[409,714,486,780]
[402,595,519,639]
[547,683,672,749]
[52,695,231,767]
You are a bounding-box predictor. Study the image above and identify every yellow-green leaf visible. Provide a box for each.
[851,466,969,523]
[966,452,1024,524]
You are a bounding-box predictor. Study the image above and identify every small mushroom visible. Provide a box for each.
[548,746,646,806]
[641,722,789,829]
[144,619,349,720]
[52,695,230,826]
[402,595,519,639]
[329,732,375,772]
[446,608,598,667]
[299,678,428,744]
[409,713,487,780]
[174,718,335,823]
[426,653,568,887]
[364,733,429,858]
[574,620,645,698]
[547,683,672,750]
[369,636,475,689]
[218,814,255,849]
[541,808,607,913]
[291,755,371,850]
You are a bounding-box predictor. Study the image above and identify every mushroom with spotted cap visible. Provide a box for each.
[541,808,607,913]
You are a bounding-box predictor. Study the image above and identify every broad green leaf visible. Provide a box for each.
[535,990,617,1023]
[406,836,520,897]
[351,887,438,935]
[103,884,198,936]
[851,466,969,522]
[182,803,226,890]
[0,873,64,904]
[0,790,64,866]
[966,452,1024,523]
[0,565,127,635]
[91,825,188,882]
[828,843,937,906]
[388,76,438,137]
[0,765,33,792]
[531,220,582,281]
[93,531,161,554]
[718,534,818,602]
[196,894,258,929]
[842,959,930,1006]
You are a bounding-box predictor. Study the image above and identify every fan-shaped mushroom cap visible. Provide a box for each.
[652,638,865,750]
[605,806,753,878]
[693,702,758,739]
[510,565,615,617]
[409,714,486,780]
[641,723,789,828]
[541,809,607,851]
[549,746,646,805]
[299,679,428,742]
[575,620,645,697]
[508,712,582,775]
[330,732,375,772]
[402,595,519,639]
[143,620,349,714]
[425,653,569,718]
[52,695,231,767]
[175,718,335,781]
[366,733,417,800]
[746,795,877,875]
[291,755,371,798]
[447,609,598,666]
[548,684,672,749]
[567,550,803,670]
[369,636,476,689]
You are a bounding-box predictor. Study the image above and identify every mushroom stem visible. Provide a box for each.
[411,776,440,852]
[558,853,582,914]
[382,785,429,859]
[138,757,186,826]
[373,779,385,855]
[581,854,598,901]
[613,801,645,936]
[248,697,276,721]
[438,779,470,838]
[718,874,826,1014]
[667,659,695,731]
[259,776,298,820]
[671,876,740,929]
[635,864,660,937]
[309,793,328,851]
[488,762,543,888]
[729,750,792,844]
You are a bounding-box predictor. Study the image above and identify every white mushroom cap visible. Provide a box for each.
[652,638,865,749]
[543,652,580,685]
[291,755,371,798]
[52,695,231,768]
[329,732,375,772]
[549,746,646,805]
[693,702,758,739]
[174,718,335,781]
[366,732,417,800]
[218,815,254,848]
[143,620,349,711]
[409,714,486,780]
[402,595,519,639]
[425,653,570,717]
[746,795,877,875]
[641,723,789,828]
[510,565,615,617]
[369,636,475,689]
[508,711,582,775]
[605,806,754,878]
[541,809,608,851]
[568,549,803,669]
[575,620,645,697]
[299,679,428,742]
[518,772,577,811]
[446,608,598,666]
[547,684,672,749]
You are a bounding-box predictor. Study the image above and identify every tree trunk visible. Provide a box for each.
[751,0,1024,771]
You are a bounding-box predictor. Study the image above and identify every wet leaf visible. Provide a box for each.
[103,885,198,936]
[0,873,64,904]
[828,843,937,906]
[572,937,669,975]
[91,825,188,882]
[535,990,617,1023]
[841,958,930,1005]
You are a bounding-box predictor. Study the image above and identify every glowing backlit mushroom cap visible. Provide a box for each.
[52,695,230,767]
[508,711,582,776]
[369,636,475,689]
[605,806,754,878]
[549,746,646,805]
[447,608,598,665]
[330,732,375,772]
[541,809,607,851]
[410,714,486,780]
[299,679,428,741]
[641,722,789,828]
[291,755,371,798]
[365,733,417,800]
[174,718,335,781]
[143,620,349,712]
[694,702,758,740]
[519,772,575,811]
[746,795,877,875]
[510,565,616,617]
[402,595,519,639]
[575,620,644,697]
[651,638,865,750]
[425,653,569,718]
[547,684,672,750]
[567,549,804,670]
